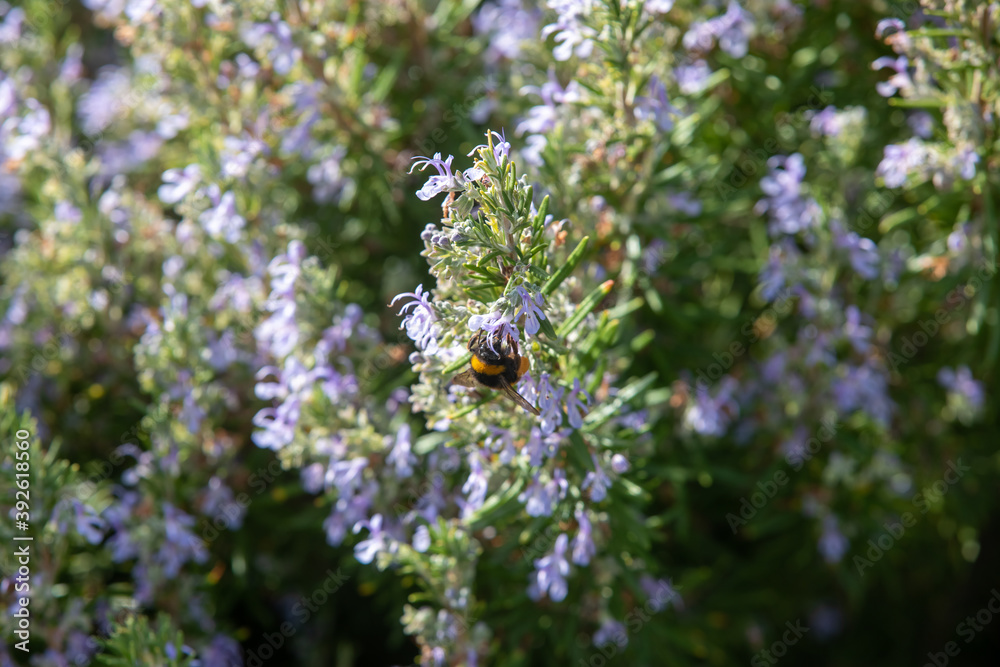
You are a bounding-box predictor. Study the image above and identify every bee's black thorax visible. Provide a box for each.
[468,331,522,387]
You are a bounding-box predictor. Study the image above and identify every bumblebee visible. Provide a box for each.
[451,330,540,415]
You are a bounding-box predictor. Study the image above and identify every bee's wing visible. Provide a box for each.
[497,375,541,415]
[450,370,479,389]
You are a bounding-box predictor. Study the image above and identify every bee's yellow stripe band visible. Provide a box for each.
[470,356,505,376]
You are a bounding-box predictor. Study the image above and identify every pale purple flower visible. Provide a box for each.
[241,13,302,75]
[221,134,267,179]
[472,0,542,63]
[520,474,556,516]
[158,164,202,204]
[199,635,243,667]
[409,153,467,201]
[610,453,629,474]
[95,131,164,178]
[877,139,927,188]
[644,0,674,14]
[594,619,627,648]
[675,60,712,95]
[634,76,678,132]
[759,242,793,302]
[832,363,892,426]
[77,66,132,135]
[125,0,160,23]
[308,146,351,203]
[54,200,82,225]
[582,453,612,502]
[683,1,754,58]
[818,514,848,564]
[536,373,564,435]
[907,112,934,138]
[282,106,321,156]
[4,100,51,161]
[871,56,914,97]
[715,1,754,57]
[267,239,306,299]
[155,111,189,139]
[103,490,141,562]
[199,190,246,243]
[251,351,334,453]
[640,575,683,611]
[809,604,844,641]
[58,43,85,85]
[80,0,125,21]
[542,0,597,61]
[571,508,595,565]
[514,285,546,335]
[413,525,431,553]
[325,490,374,546]
[461,450,490,518]
[206,328,242,370]
[255,241,306,356]
[684,376,739,436]
[470,129,512,165]
[755,154,822,235]
[251,403,296,450]
[667,192,702,216]
[0,6,24,44]
[530,533,570,602]
[808,106,843,137]
[255,293,298,358]
[390,284,440,354]
[386,423,417,478]
[353,514,393,564]
[62,499,106,544]
[415,473,449,524]
[217,53,261,88]
[842,305,872,353]
[160,504,209,577]
[62,630,99,665]
[468,309,519,352]
[937,366,984,412]
[523,425,562,466]
[564,378,590,429]
[516,70,582,135]
[875,18,905,39]
[639,239,667,275]
[522,134,548,166]
[235,52,260,78]
[0,76,15,120]
[779,425,809,466]
[953,147,978,180]
[832,221,879,280]
[281,81,325,158]
[198,476,245,530]
[486,426,518,465]
[327,457,368,497]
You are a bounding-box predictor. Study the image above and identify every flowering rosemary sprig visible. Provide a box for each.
[395,129,606,425]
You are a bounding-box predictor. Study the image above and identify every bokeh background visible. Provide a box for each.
[1,0,999,665]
